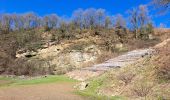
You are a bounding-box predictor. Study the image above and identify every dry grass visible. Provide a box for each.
[154,28,170,35]
[131,81,154,97]
[80,61,96,68]
[95,51,116,63]
[127,38,159,50]
[117,71,135,85]
[155,41,170,81]
[88,53,170,99]
[154,28,170,41]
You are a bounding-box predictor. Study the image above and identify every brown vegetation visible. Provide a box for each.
[88,38,170,99]
[131,81,153,97]
[155,41,170,80]
[0,6,161,76]
[117,71,135,85]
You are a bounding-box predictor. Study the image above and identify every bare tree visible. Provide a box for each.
[0,13,57,31]
[48,14,59,29]
[105,16,112,29]
[11,14,19,30]
[73,8,107,29]
[72,9,84,29]
[59,20,67,33]
[19,15,26,30]
[83,8,96,29]
[152,0,170,11]
[114,14,127,38]
[43,14,59,30]
[43,15,51,31]
[129,8,139,38]
[138,5,149,28]
[22,13,39,29]
[1,14,13,33]
[0,14,2,31]
[95,9,106,28]
[129,5,151,39]
[114,14,126,28]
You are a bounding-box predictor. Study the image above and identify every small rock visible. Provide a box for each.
[6,75,15,78]
[18,75,26,79]
[115,43,124,51]
[25,51,37,58]
[78,82,89,90]
[149,34,154,40]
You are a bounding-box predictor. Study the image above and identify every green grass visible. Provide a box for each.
[0,76,16,87]
[0,76,14,81]
[0,75,77,87]
[76,75,125,100]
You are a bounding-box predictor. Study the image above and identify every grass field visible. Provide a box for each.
[0,75,77,87]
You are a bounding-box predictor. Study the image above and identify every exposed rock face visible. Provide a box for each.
[16,44,101,75]
[37,45,63,58]
[68,50,98,67]
[69,51,87,64]
[50,45,101,74]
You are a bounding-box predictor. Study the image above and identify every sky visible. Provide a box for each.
[0,0,170,27]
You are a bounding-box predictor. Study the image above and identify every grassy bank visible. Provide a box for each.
[0,75,77,87]
[75,75,125,100]
[78,56,170,100]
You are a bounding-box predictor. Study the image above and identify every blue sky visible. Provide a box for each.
[0,0,169,27]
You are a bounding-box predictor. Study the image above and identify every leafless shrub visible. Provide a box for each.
[152,0,170,13]
[7,59,47,76]
[54,66,74,75]
[127,38,159,50]
[117,71,135,85]
[132,81,153,97]
[81,61,95,68]
[0,57,57,76]
[155,41,170,80]
[96,52,116,63]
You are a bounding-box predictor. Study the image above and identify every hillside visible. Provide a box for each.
[0,28,161,76]
[77,38,170,100]
[0,1,170,99]
[0,28,169,100]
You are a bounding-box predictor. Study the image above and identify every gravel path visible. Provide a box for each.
[67,48,155,81]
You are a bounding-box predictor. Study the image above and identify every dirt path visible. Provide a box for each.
[0,82,85,100]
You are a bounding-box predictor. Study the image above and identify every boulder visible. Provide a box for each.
[115,43,123,49]
[25,51,37,58]
[16,51,37,58]
[149,34,154,40]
